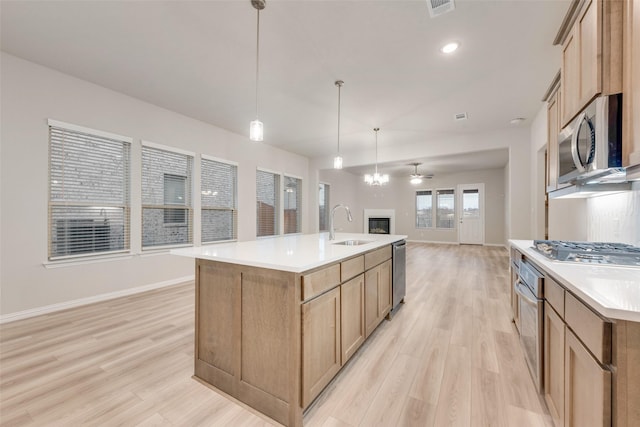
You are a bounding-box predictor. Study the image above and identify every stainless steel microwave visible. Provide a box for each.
[557,93,623,184]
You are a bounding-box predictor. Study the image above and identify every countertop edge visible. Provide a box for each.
[509,239,640,322]
[172,233,407,274]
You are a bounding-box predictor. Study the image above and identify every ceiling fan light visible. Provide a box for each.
[249,119,263,142]
[410,176,423,185]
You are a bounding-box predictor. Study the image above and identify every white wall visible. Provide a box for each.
[313,128,533,243]
[318,167,506,245]
[0,53,309,318]
[318,169,363,234]
[530,105,548,239]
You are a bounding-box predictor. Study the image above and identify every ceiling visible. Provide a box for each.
[1,0,570,171]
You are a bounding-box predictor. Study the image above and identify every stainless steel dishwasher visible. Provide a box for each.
[391,240,406,315]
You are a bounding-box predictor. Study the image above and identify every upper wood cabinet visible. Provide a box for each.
[623,0,640,167]
[545,74,562,193]
[557,0,623,127]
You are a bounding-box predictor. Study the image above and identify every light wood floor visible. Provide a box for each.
[0,243,553,426]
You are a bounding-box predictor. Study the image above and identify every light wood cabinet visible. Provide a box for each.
[364,259,392,338]
[547,85,561,192]
[340,273,365,364]
[565,328,611,427]
[558,0,623,127]
[623,0,640,167]
[302,286,341,407]
[544,301,566,427]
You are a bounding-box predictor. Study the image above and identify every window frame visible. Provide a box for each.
[200,154,238,243]
[436,188,456,230]
[141,140,194,250]
[415,189,433,229]
[47,119,132,262]
[256,168,281,238]
[319,182,330,232]
[283,174,303,235]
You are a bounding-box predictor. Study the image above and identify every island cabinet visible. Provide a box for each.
[557,0,623,127]
[364,247,392,338]
[193,242,397,427]
[623,0,640,168]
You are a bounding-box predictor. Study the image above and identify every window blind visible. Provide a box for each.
[318,183,330,232]
[142,145,193,248]
[436,189,455,229]
[48,124,130,260]
[201,158,237,242]
[283,176,302,234]
[415,190,433,228]
[256,170,280,237]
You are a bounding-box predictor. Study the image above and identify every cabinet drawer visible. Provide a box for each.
[302,264,341,301]
[364,245,391,270]
[565,293,611,364]
[341,255,364,282]
[546,276,565,318]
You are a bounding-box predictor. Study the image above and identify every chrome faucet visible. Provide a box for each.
[329,204,353,240]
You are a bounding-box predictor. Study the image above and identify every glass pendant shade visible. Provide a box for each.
[333,155,343,169]
[250,119,263,142]
[364,171,389,186]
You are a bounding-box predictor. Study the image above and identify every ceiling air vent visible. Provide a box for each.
[454,112,468,121]
[426,0,455,18]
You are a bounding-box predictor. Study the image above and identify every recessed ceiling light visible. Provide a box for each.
[441,42,459,54]
[510,117,526,124]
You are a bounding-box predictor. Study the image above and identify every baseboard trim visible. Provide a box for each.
[406,239,506,249]
[0,275,194,324]
[406,239,459,245]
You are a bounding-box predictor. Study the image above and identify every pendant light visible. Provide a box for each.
[364,128,389,186]
[249,0,266,142]
[333,80,344,169]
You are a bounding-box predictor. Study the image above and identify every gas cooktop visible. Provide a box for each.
[532,240,640,266]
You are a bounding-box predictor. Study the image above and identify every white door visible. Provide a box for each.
[457,183,484,245]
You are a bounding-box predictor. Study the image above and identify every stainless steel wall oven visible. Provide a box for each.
[514,260,544,393]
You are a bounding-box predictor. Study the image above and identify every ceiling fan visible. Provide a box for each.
[408,163,433,185]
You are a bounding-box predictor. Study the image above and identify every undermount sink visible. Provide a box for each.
[332,239,373,246]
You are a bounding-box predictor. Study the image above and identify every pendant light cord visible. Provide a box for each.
[374,128,379,173]
[255,8,260,119]
[337,84,341,154]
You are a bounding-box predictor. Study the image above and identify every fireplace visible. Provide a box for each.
[363,209,395,234]
[369,218,390,234]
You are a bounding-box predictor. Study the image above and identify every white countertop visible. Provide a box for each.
[510,240,640,322]
[171,233,407,274]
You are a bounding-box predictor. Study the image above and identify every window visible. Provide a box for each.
[415,190,432,228]
[319,183,330,232]
[201,157,237,242]
[142,144,193,248]
[48,120,131,260]
[256,169,280,237]
[163,174,187,224]
[283,176,302,234]
[436,189,455,229]
[462,189,480,218]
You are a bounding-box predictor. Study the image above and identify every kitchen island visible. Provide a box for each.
[172,232,407,427]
